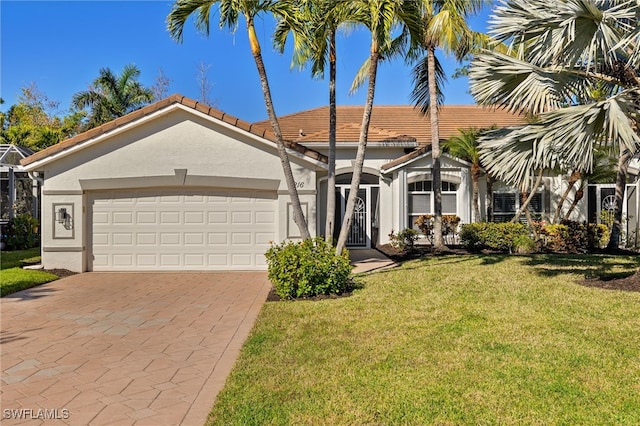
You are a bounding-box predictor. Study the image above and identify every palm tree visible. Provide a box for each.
[273,0,360,242]
[334,0,422,254]
[409,0,485,250]
[72,64,154,130]
[167,0,311,239]
[469,0,640,250]
[443,127,492,223]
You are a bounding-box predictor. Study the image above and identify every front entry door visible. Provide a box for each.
[340,187,370,248]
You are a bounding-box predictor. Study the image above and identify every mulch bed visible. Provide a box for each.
[580,272,640,292]
[44,269,77,278]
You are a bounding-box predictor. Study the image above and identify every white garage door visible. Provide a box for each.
[89,189,277,271]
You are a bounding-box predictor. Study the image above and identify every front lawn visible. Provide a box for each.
[209,254,640,425]
[1,248,59,297]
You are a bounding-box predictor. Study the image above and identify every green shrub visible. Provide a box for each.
[513,234,536,254]
[541,224,571,252]
[265,237,352,300]
[459,223,484,250]
[460,222,529,253]
[539,221,610,253]
[4,214,39,251]
[588,223,609,249]
[389,228,420,252]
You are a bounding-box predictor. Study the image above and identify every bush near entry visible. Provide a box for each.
[460,222,529,253]
[265,238,352,299]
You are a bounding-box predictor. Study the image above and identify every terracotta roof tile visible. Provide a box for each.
[297,123,417,144]
[21,94,327,167]
[253,105,525,147]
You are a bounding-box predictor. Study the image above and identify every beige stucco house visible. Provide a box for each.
[20,95,639,272]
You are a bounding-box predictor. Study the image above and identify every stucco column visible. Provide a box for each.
[459,167,470,224]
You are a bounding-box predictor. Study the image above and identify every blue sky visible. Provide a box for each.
[1,1,491,123]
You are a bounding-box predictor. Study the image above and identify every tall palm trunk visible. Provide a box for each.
[247,18,310,239]
[607,144,632,250]
[325,30,337,242]
[553,170,581,223]
[427,46,445,249]
[471,163,481,223]
[335,48,379,254]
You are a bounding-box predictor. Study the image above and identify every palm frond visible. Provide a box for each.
[348,56,371,94]
[479,90,640,188]
[167,0,218,41]
[469,51,592,115]
[409,53,446,112]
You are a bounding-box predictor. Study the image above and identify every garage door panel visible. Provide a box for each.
[112,233,133,246]
[255,232,275,245]
[90,188,277,271]
[208,233,228,245]
[184,211,205,224]
[160,211,180,224]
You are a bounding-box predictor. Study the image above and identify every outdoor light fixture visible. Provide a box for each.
[56,207,72,229]
[56,207,67,224]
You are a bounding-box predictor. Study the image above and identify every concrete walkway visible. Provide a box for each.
[350,249,397,274]
[0,272,271,426]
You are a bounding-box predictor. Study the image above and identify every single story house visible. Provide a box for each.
[20,95,639,272]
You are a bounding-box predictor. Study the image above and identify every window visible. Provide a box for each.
[408,180,458,229]
[493,192,543,223]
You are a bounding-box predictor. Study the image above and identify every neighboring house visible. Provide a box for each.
[1,144,40,223]
[19,95,639,272]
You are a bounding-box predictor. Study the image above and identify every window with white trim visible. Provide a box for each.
[493,191,543,222]
[408,180,458,229]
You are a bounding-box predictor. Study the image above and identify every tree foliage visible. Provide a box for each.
[167,0,313,240]
[409,0,486,249]
[0,84,83,151]
[469,0,640,248]
[72,64,154,130]
[470,0,640,184]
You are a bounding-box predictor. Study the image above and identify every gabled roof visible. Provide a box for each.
[21,95,327,167]
[253,105,525,146]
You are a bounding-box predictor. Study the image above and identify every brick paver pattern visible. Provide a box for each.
[1,272,270,425]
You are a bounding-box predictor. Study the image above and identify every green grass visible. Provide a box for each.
[1,248,59,297]
[208,254,640,425]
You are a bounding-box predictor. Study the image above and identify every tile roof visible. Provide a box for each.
[297,123,417,144]
[21,95,327,167]
[253,105,526,146]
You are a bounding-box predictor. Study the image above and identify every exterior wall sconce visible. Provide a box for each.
[56,207,69,225]
[53,203,74,238]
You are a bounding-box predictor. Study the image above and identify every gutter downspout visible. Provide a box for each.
[28,171,44,221]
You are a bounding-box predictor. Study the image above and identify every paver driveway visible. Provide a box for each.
[1,272,271,425]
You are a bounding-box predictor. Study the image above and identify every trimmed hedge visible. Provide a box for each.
[461,220,610,254]
[459,222,529,253]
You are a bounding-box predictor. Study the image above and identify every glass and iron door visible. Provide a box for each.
[338,186,371,248]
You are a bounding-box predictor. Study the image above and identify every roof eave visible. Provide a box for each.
[22,99,328,171]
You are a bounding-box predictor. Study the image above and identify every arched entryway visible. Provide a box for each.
[334,173,380,248]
